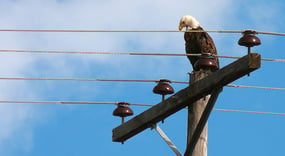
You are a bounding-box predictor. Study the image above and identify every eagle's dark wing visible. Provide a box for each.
[184,28,219,71]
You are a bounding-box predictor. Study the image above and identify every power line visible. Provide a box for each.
[0,49,285,62]
[0,49,200,56]
[257,31,285,36]
[0,100,116,105]
[0,77,186,84]
[227,84,285,91]
[0,29,240,33]
[213,108,285,116]
[0,29,181,33]
[0,100,284,116]
[0,100,152,106]
[0,29,284,36]
[0,77,284,91]
[0,77,158,82]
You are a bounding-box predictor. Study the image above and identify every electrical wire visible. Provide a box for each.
[0,100,284,116]
[0,49,285,62]
[0,29,284,36]
[226,84,285,91]
[213,109,285,116]
[0,100,153,106]
[257,31,285,36]
[0,29,240,33]
[0,77,186,84]
[0,77,284,91]
[0,49,203,56]
[0,100,117,105]
[0,50,271,62]
[0,29,181,33]
[0,77,159,82]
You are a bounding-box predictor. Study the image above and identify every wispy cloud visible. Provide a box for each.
[0,1,236,153]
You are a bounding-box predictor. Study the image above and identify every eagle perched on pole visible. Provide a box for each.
[179,15,219,71]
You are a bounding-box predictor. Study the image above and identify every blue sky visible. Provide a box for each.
[0,0,285,155]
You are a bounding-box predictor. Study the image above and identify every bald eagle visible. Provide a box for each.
[179,15,219,71]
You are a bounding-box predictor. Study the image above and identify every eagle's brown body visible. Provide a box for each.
[184,27,219,71]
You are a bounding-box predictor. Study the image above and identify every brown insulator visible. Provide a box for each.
[238,30,261,48]
[153,79,174,96]
[153,79,174,123]
[194,53,218,71]
[113,102,134,124]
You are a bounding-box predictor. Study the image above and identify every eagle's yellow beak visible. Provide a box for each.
[178,24,185,31]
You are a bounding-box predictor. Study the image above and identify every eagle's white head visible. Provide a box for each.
[179,15,200,31]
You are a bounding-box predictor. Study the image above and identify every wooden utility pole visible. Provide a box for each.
[186,71,211,156]
[185,71,222,156]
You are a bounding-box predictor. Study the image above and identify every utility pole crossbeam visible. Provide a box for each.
[112,53,261,143]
